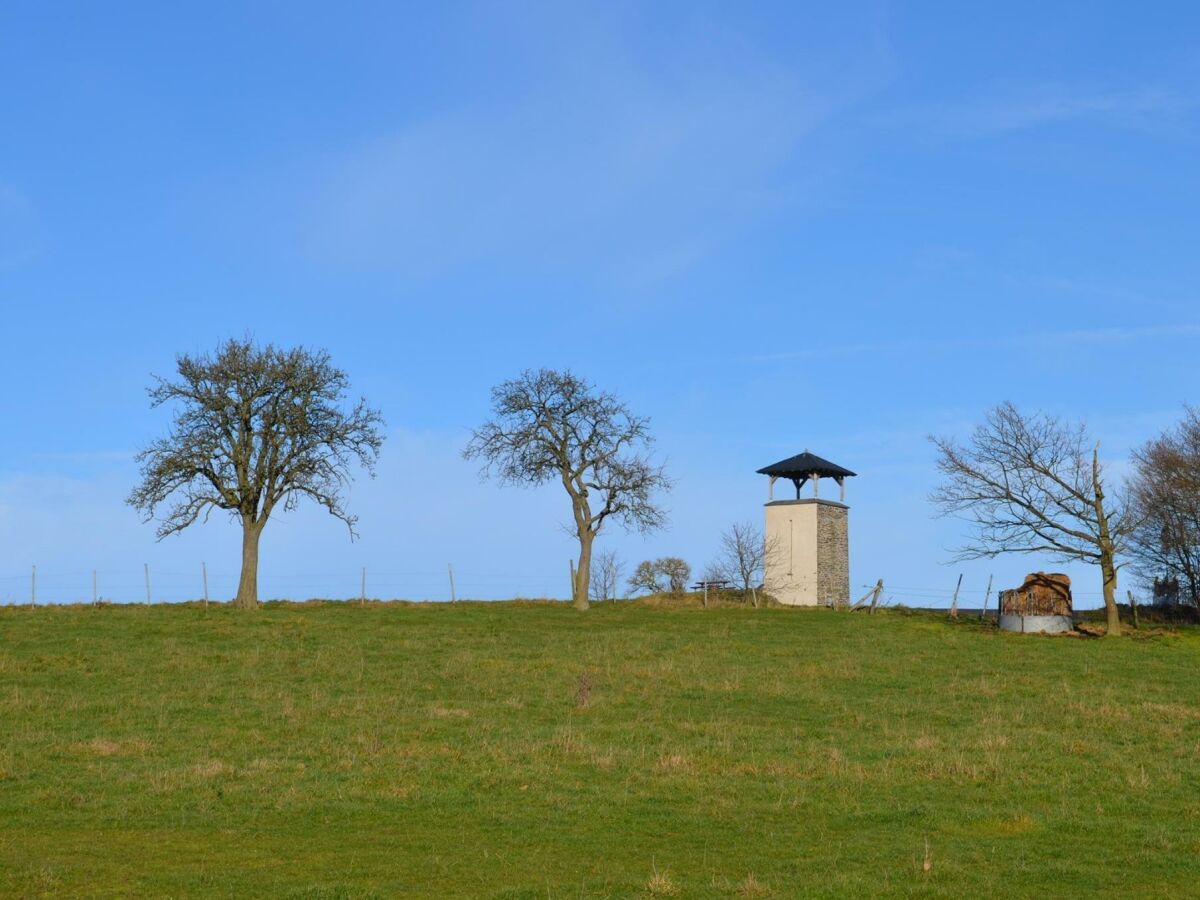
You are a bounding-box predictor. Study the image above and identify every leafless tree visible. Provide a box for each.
[711,521,774,607]
[590,549,626,602]
[929,402,1130,637]
[1128,407,1200,605]
[659,557,691,594]
[128,339,384,609]
[463,369,670,610]
[627,557,691,595]
[628,559,666,595]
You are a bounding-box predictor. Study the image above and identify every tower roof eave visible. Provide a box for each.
[756,451,856,479]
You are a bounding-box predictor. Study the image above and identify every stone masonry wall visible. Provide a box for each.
[816,503,849,605]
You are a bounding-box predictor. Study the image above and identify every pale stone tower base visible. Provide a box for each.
[764,499,850,606]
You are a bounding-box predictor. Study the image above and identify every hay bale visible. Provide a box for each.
[999,572,1073,617]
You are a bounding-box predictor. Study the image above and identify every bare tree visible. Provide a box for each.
[659,557,691,594]
[128,339,384,609]
[712,521,773,607]
[1128,407,1200,605]
[463,369,670,610]
[628,559,666,595]
[590,549,626,602]
[627,557,690,595]
[929,402,1130,637]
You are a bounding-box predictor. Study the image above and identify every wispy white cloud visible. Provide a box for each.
[282,10,890,281]
[878,81,1196,139]
[309,79,816,277]
[0,183,41,269]
[1022,323,1200,346]
[743,322,1200,363]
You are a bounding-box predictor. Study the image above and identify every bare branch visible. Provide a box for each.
[1127,406,1200,605]
[929,403,1129,563]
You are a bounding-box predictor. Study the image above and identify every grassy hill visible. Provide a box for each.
[1,600,1197,897]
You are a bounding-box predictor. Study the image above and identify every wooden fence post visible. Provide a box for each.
[852,579,882,612]
[980,574,993,622]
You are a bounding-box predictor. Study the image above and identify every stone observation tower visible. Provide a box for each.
[757,450,856,607]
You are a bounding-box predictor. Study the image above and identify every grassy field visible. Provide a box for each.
[1,600,1198,898]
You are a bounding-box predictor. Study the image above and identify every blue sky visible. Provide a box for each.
[2,1,1199,606]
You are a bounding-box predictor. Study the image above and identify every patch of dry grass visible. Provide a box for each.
[644,865,680,897]
[69,737,152,757]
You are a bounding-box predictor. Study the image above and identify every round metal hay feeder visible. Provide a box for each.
[998,613,1075,634]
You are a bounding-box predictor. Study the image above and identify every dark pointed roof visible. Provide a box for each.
[756,451,856,479]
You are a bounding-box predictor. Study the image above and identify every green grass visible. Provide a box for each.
[2,601,1198,897]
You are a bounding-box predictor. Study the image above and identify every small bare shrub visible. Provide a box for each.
[629,557,691,595]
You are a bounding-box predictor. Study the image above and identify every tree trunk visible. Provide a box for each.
[1101,556,1120,637]
[1091,446,1122,638]
[235,520,262,609]
[1187,568,1200,608]
[574,531,593,611]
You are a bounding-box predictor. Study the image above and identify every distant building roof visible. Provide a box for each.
[756,451,856,480]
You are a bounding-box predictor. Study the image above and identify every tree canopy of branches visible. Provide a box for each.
[463,369,670,610]
[1129,407,1200,606]
[929,402,1130,636]
[628,560,665,595]
[628,557,691,595]
[659,557,691,593]
[710,521,772,607]
[128,339,384,609]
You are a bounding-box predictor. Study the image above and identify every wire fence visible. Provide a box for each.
[0,564,575,606]
[861,582,1114,611]
[0,566,1121,610]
